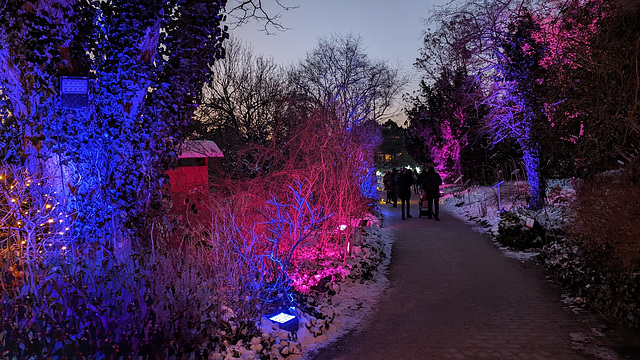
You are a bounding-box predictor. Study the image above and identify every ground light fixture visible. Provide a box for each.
[268,308,298,332]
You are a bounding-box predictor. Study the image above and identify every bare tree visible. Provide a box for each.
[194,37,293,175]
[290,34,408,132]
[225,0,299,34]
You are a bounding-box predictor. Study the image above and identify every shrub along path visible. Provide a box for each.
[309,200,639,360]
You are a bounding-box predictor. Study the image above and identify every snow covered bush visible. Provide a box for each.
[540,236,640,330]
[495,209,548,250]
[540,161,640,329]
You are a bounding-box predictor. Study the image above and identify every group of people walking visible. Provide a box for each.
[383,166,442,221]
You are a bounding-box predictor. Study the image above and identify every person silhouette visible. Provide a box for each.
[397,168,414,220]
[421,166,442,221]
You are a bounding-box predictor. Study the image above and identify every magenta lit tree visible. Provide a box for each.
[418,0,554,206]
[405,69,489,182]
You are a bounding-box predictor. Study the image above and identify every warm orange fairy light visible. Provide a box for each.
[45,204,52,209]
[47,219,54,223]
[61,246,67,250]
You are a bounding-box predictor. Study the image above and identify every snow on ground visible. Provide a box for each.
[211,214,395,360]
[296,221,394,359]
[441,180,575,262]
[214,181,578,359]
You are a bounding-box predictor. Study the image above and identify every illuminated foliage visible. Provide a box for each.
[495,11,548,209]
[0,0,228,246]
[405,69,493,182]
[542,0,640,176]
[0,165,72,285]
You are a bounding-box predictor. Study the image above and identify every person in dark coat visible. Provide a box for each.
[397,168,414,220]
[383,171,392,203]
[388,168,398,207]
[421,166,442,221]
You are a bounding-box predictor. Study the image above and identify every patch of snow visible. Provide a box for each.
[298,222,394,359]
[500,248,539,263]
[442,183,575,263]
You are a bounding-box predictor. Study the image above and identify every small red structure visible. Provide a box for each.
[166,140,223,195]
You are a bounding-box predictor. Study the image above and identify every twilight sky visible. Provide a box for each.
[230,0,451,123]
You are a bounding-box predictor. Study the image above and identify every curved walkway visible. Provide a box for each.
[310,199,637,360]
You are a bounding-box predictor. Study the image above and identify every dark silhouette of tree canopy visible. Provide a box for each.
[225,0,298,34]
[194,37,294,176]
[378,119,405,158]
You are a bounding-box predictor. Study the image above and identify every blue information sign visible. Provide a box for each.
[60,76,89,109]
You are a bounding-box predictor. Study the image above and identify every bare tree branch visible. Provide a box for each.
[290,34,409,131]
[225,0,299,34]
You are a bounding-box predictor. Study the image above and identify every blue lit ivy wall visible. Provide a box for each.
[0,0,228,247]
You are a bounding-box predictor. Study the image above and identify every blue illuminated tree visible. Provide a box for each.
[0,0,228,247]
[492,12,548,209]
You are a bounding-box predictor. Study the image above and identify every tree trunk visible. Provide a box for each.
[523,147,543,210]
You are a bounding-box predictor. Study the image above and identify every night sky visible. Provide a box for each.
[232,0,451,122]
